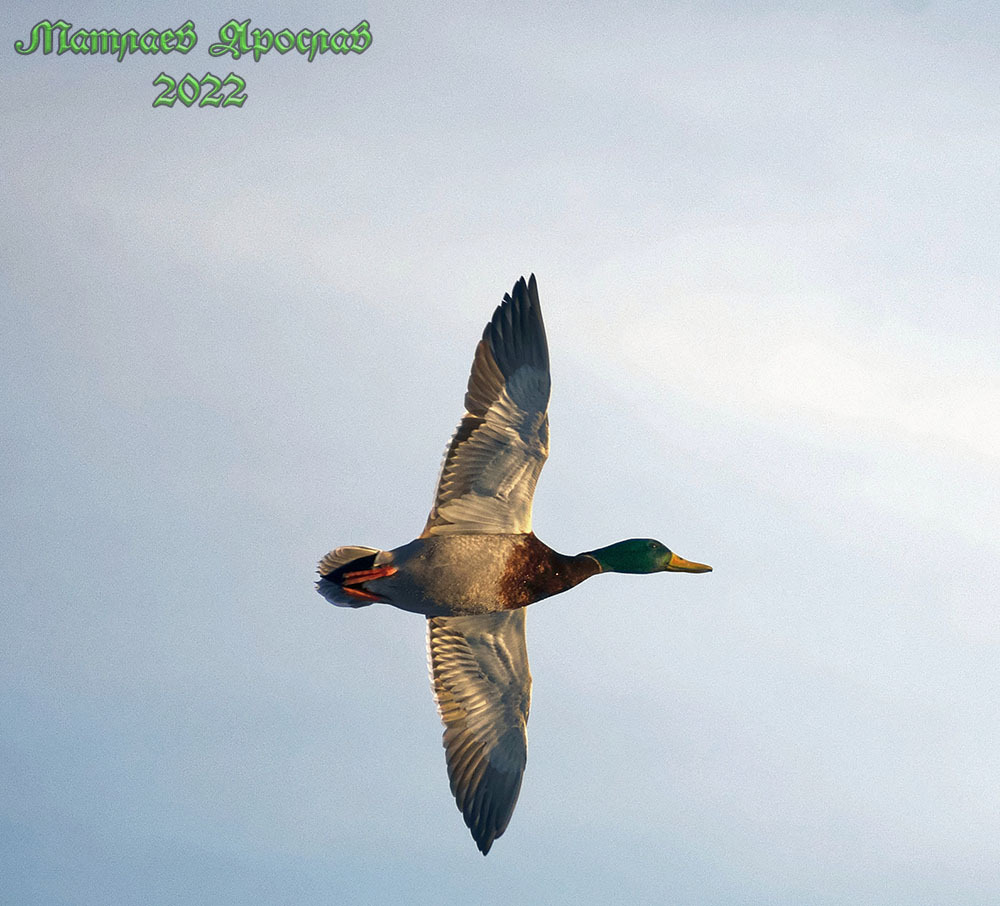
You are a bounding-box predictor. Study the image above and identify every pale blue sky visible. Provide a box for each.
[3,3,999,904]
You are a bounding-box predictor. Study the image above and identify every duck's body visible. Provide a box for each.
[318,532,601,617]
[316,275,711,854]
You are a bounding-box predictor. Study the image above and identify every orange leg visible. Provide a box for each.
[342,585,383,602]
[342,565,398,586]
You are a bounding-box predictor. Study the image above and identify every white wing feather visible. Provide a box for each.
[427,610,531,854]
[422,275,550,536]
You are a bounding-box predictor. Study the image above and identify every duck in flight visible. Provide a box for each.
[317,275,711,854]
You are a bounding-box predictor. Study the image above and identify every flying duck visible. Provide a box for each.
[317,275,711,854]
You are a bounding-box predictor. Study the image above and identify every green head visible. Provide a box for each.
[583,539,712,574]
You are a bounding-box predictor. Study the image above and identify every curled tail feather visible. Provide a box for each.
[316,545,384,608]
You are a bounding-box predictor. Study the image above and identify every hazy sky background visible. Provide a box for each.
[3,3,999,903]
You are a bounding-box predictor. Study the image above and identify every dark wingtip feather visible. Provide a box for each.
[459,756,524,856]
[482,275,549,379]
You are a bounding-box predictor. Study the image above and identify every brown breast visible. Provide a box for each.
[499,533,601,609]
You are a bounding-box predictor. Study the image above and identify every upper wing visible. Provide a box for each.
[427,610,531,855]
[422,275,550,536]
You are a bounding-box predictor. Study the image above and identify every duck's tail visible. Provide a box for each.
[316,545,387,607]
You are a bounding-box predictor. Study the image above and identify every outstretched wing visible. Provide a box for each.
[422,275,550,536]
[427,610,531,854]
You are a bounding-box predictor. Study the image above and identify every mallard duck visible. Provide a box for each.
[317,275,711,854]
